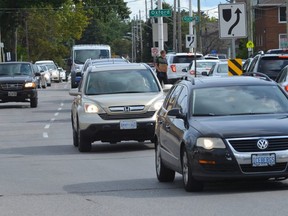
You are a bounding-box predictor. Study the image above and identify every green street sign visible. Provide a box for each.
[182,16,193,22]
[182,16,199,22]
[149,9,172,17]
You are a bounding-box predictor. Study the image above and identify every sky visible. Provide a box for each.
[124,0,228,20]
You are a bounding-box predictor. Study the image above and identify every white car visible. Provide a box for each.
[35,60,60,82]
[183,59,220,78]
[38,64,51,87]
[165,52,203,84]
[58,67,66,81]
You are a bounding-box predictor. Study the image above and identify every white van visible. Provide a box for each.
[70,44,111,88]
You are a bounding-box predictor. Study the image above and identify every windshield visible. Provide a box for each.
[85,69,160,95]
[0,63,32,76]
[192,85,288,116]
[74,49,110,64]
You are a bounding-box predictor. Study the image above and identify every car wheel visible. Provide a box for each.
[77,127,91,152]
[181,147,204,192]
[47,82,51,87]
[155,141,175,182]
[30,97,38,108]
[73,129,78,147]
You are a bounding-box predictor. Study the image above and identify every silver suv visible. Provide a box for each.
[165,52,203,84]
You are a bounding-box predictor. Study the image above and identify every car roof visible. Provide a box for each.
[89,63,149,72]
[182,76,276,88]
[167,52,203,56]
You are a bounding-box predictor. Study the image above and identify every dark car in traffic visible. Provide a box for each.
[154,75,288,192]
[0,62,40,108]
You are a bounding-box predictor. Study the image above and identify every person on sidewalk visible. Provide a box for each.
[155,50,168,86]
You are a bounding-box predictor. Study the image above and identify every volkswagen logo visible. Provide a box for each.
[257,139,269,150]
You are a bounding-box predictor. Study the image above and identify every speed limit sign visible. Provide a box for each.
[151,47,159,57]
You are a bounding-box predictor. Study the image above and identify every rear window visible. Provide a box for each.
[258,57,288,74]
[172,55,203,63]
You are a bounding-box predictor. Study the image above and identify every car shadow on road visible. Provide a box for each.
[63,176,288,198]
[0,142,154,156]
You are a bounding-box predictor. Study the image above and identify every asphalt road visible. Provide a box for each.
[1,82,288,216]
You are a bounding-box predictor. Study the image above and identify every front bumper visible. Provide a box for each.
[0,89,37,103]
[189,148,288,181]
[80,121,155,143]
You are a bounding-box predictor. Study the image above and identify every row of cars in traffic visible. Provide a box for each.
[0,60,67,108]
[68,50,288,192]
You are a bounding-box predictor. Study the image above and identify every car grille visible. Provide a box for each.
[0,83,23,90]
[227,136,288,152]
[240,163,287,173]
[99,111,155,120]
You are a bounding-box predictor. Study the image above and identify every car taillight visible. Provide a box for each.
[170,64,176,72]
[285,85,288,92]
[190,70,195,75]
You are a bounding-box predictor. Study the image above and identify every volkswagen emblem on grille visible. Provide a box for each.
[123,106,131,112]
[257,139,269,150]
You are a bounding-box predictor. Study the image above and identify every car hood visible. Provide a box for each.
[192,114,288,138]
[85,92,164,112]
[0,76,34,82]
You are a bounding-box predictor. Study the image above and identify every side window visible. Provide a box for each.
[166,85,183,110]
[174,86,188,113]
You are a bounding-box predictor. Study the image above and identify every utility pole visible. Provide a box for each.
[177,0,182,52]
[247,0,254,56]
[189,0,193,52]
[157,0,164,52]
[197,0,202,53]
[139,10,143,62]
[286,0,288,48]
[173,0,176,52]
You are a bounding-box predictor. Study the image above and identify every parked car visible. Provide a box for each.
[275,65,288,92]
[245,53,288,80]
[0,62,40,107]
[69,63,171,152]
[155,74,288,192]
[183,59,220,77]
[35,60,60,82]
[165,52,203,84]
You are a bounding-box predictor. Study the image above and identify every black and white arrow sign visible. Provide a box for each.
[218,3,247,39]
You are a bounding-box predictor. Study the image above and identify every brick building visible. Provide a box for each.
[252,0,287,51]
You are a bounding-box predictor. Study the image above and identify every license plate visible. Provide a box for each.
[8,91,17,97]
[251,153,276,167]
[120,120,137,129]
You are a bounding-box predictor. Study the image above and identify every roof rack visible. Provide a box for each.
[242,72,273,82]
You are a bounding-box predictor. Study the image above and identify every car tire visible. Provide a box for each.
[77,128,91,152]
[47,82,51,87]
[73,129,78,147]
[181,147,204,192]
[155,141,175,182]
[30,97,38,108]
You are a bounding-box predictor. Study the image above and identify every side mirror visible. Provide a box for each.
[69,88,81,96]
[167,108,186,119]
[201,71,209,76]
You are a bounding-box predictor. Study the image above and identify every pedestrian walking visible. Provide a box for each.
[155,50,168,85]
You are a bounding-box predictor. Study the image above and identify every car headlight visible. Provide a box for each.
[196,138,226,150]
[83,103,105,113]
[24,82,36,88]
[148,99,164,111]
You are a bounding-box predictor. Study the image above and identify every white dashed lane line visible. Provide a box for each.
[43,103,65,138]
